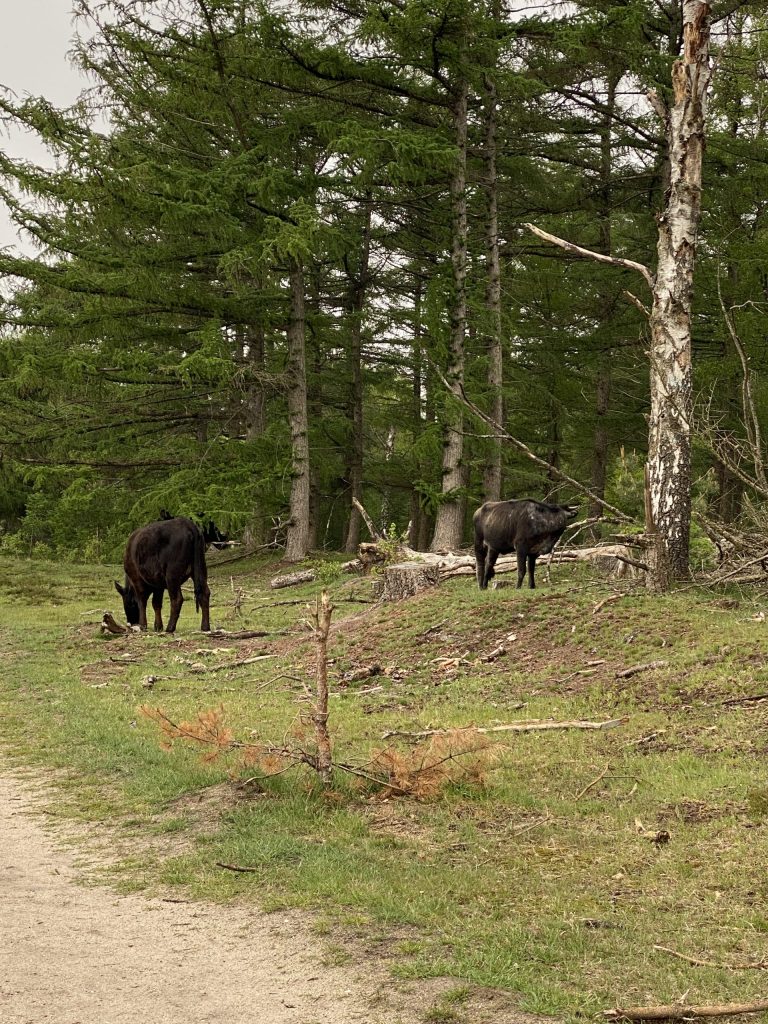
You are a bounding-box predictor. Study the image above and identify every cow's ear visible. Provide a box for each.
[114,581,125,596]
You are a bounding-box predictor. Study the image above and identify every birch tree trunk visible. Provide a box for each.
[646,0,712,590]
[284,258,311,562]
[431,75,469,552]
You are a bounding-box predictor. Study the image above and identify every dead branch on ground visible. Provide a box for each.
[381,718,628,741]
[101,611,131,635]
[616,660,669,679]
[603,998,768,1020]
[653,944,768,971]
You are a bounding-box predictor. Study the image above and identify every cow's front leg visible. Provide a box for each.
[133,583,149,630]
[151,588,164,632]
[527,554,537,589]
[166,584,184,633]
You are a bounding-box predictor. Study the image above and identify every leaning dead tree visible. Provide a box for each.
[526,0,713,594]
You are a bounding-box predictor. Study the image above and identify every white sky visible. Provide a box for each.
[0,1,89,250]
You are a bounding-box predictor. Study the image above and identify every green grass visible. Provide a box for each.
[2,552,768,1019]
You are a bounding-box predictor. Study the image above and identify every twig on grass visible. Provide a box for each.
[510,812,551,837]
[603,998,768,1020]
[721,692,768,706]
[574,763,611,801]
[187,654,278,674]
[381,718,628,740]
[616,660,669,679]
[653,944,768,971]
[593,593,624,614]
[216,862,260,873]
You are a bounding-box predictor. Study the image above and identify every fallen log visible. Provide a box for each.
[270,569,316,590]
[346,543,644,581]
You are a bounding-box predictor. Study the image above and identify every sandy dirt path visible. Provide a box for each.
[0,769,423,1024]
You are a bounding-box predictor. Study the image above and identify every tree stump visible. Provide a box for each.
[381,562,440,601]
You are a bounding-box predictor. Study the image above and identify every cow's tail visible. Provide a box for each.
[192,525,208,612]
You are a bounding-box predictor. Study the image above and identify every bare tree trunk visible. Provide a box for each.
[244,321,266,441]
[482,70,503,504]
[589,74,618,528]
[409,273,428,550]
[590,361,612,521]
[646,0,712,589]
[343,199,372,553]
[431,75,468,552]
[310,591,333,788]
[284,259,311,562]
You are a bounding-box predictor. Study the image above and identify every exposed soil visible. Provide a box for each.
[0,767,547,1024]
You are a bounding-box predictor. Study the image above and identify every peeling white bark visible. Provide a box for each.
[646,0,712,589]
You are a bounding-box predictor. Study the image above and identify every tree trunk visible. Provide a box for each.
[431,76,469,552]
[343,199,372,553]
[646,0,712,590]
[244,321,266,441]
[482,71,503,505]
[284,258,311,562]
[590,359,611,522]
[589,73,618,529]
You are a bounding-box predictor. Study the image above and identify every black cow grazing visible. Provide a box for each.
[115,517,211,632]
[158,509,229,549]
[474,499,579,590]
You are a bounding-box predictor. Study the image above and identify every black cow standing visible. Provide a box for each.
[474,499,578,590]
[115,517,211,632]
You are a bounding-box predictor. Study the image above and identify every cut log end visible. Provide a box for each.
[380,562,440,601]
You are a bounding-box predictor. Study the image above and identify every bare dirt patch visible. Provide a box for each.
[0,767,549,1024]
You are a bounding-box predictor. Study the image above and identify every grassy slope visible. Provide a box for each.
[1,552,768,1019]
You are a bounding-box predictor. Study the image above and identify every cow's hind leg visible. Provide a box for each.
[165,582,184,633]
[198,584,211,632]
[516,548,529,589]
[151,588,164,632]
[527,554,537,589]
[485,547,500,588]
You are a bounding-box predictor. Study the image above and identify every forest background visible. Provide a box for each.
[0,0,765,568]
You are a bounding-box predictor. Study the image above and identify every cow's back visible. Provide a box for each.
[125,517,198,586]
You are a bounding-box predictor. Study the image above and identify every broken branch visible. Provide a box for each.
[653,944,768,971]
[603,999,768,1021]
[381,718,628,741]
[616,660,669,679]
[525,222,654,290]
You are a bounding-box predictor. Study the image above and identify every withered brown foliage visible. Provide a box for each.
[369,731,503,800]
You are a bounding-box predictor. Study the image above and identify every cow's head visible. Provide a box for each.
[114,579,140,626]
[563,505,579,520]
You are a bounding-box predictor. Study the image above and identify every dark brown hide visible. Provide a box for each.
[473,499,578,590]
[115,517,211,632]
